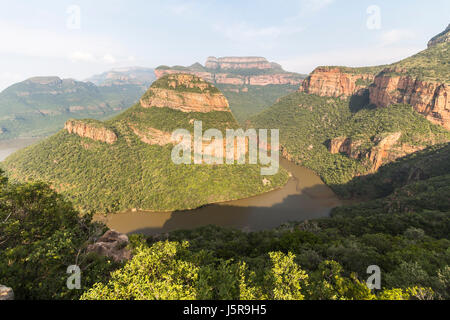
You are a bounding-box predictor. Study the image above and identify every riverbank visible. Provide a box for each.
[95,158,342,235]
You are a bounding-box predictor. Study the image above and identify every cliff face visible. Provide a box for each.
[329,132,410,172]
[140,74,230,113]
[369,69,450,130]
[64,120,117,144]
[205,56,273,70]
[299,67,375,98]
[155,57,305,87]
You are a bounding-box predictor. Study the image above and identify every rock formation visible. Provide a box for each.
[140,74,230,113]
[155,57,305,87]
[0,285,14,300]
[300,67,375,98]
[86,230,132,262]
[64,119,118,144]
[329,132,405,171]
[369,68,450,130]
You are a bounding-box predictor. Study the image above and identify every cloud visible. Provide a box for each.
[69,51,96,63]
[300,0,335,13]
[0,20,127,65]
[379,29,416,46]
[280,45,423,74]
[214,22,304,43]
[167,2,194,16]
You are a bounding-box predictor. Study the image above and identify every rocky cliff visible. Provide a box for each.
[155,57,305,87]
[369,68,450,129]
[140,74,230,113]
[328,132,418,172]
[64,119,117,144]
[298,26,450,130]
[299,67,376,98]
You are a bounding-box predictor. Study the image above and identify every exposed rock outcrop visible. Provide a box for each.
[86,230,131,262]
[369,68,450,130]
[0,285,14,300]
[155,57,305,87]
[65,120,117,144]
[130,125,173,146]
[140,74,230,113]
[205,56,273,70]
[300,67,375,98]
[428,24,450,48]
[329,132,404,171]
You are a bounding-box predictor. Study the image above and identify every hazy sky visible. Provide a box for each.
[0,0,448,90]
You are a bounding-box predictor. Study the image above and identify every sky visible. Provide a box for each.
[0,0,448,90]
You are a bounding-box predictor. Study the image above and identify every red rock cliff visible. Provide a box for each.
[369,68,450,130]
[64,120,117,144]
[299,67,375,98]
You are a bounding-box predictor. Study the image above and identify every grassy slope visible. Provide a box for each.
[0,82,146,140]
[251,92,450,196]
[4,83,289,213]
[218,84,299,124]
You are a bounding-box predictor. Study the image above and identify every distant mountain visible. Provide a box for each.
[86,67,156,87]
[4,73,288,213]
[0,72,154,140]
[155,57,307,123]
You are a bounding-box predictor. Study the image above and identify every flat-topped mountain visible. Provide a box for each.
[155,57,306,123]
[0,73,150,140]
[4,73,288,213]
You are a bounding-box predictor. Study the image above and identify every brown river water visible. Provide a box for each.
[95,158,342,235]
[0,141,342,236]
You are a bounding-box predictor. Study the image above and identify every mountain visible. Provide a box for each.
[428,23,450,47]
[252,25,450,196]
[155,57,307,123]
[86,66,156,87]
[4,73,288,213]
[299,25,450,130]
[0,75,151,140]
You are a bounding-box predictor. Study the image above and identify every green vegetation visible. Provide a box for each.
[3,81,289,213]
[218,84,299,124]
[146,74,221,94]
[0,170,119,299]
[389,42,450,83]
[251,92,450,196]
[82,142,450,300]
[0,78,147,140]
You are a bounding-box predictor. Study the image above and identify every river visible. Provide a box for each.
[95,159,342,235]
[0,138,41,161]
[0,141,342,236]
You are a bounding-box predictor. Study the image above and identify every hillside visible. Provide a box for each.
[155,57,306,123]
[251,25,450,196]
[251,92,450,197]
[3,74,288,213]
[300,25,450,130]
[0,76,149,140]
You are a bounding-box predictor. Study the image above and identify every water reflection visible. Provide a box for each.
[98,159,342,235]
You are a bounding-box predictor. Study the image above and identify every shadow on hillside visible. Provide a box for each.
[330,142,450,200]
[121,185,342,236]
